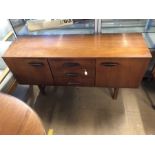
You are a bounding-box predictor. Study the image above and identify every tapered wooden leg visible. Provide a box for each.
[38,85,46,94]
[112,88,119,99]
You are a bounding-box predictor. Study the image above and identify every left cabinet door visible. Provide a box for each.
[3,58,54,85]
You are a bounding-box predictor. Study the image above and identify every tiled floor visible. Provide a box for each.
[28,80,155,135]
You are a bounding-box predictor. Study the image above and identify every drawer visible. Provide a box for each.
[96,58,150,88]
[4,58,54,84]
[54,76,94,86]
[48,59,95,78]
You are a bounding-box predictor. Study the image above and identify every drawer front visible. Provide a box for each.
[4,58,54,84]
[96,58,150,88]
[49,59,95,86]
[54,77,94,86]
[49,59,95,78]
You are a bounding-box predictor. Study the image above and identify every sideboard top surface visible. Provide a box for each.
[3,34,152,58]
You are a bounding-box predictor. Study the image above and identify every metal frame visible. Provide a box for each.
[95,19,98,34]
[97,19,101,34]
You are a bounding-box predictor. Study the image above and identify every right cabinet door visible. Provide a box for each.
[96,58,150,88]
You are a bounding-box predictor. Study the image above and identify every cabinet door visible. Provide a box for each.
[152,65,155,79]
[96,58,150,88]
[4,58,53,84]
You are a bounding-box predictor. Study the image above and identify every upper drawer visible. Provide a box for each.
[48,59,96,78]
[3,58,53,84]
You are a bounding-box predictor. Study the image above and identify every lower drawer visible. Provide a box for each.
[54,76,94,86]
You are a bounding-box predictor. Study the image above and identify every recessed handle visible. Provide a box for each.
[28,62,44,67]
[63,62,80,67]
[100,62,120,67]
[67,82,80,85]
[65,73,79,77]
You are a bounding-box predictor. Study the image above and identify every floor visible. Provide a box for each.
[20,80,155,135]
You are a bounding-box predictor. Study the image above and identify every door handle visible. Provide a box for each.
[63,62,80,67]
[28,62,44,67]
[67,82,80,85]
[100,62,120,67]
[65,73,79,77]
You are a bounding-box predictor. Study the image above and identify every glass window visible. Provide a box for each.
[100,19,147,33]
[0,19,14,83]
[0,19,15,41]
[9,19,95,36]
[0,19,15,69]
[142,19,155,49]
[100,19,155,50]
[144,19,155,33]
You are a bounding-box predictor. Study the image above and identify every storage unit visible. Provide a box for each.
[2,34,152,99]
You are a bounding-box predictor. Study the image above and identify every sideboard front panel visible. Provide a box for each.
[4,58,54,85]
[49,59,96,86]
[96,58,150,88]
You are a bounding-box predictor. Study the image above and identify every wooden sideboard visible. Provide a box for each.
[2,34,152,99]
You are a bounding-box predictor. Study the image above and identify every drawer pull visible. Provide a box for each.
[63,62,80,67]
[65,73,79,77]
[29,62,44,67]
[67,82,80,85]
[100,62,120,67]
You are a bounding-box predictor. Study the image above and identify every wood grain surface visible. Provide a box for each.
[3,34,151,58]
[152,67,155,79]
[96,58,150,87]
[0,93,45,135]
[4,58,54,85]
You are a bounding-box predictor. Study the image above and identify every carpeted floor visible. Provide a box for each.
[29,80,155,135]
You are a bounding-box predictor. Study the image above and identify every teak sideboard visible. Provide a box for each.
[2,34,152,99]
